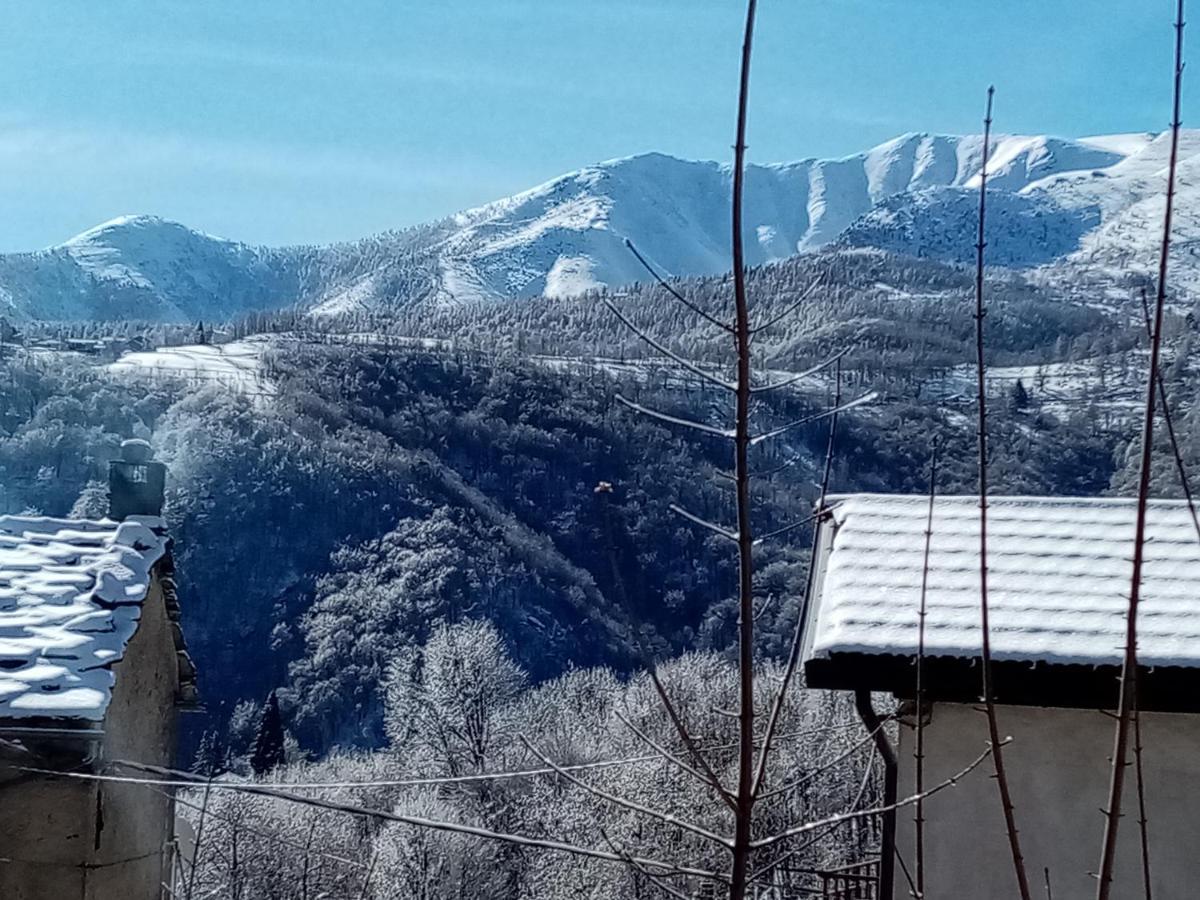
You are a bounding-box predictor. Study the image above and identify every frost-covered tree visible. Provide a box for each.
[385,619,527,776]
[69,479,108,519]
[370,790,505,900]
[190,729,228,777]
[250,691,286,775]
[181,645,870,900]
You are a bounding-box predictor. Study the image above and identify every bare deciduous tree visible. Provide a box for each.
[600,1,877,895]
[1096,3,1186,897]
[972,85,1033,900]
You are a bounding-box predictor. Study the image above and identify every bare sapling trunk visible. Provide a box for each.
[185,776,215,900]
[915,439,938,898]
[1134,708,1153,900]
[728,3,759,897]
[973,85,1033,900]
[1095,3,1184,897]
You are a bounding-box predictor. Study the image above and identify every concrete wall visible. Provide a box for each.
[895,702,1200,899]
[0,773,96,900]
[87,574,180,900]
[0,574,180,900]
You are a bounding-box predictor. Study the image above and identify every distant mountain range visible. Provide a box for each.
[2,129,1194,322]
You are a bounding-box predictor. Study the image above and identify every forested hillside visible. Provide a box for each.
[2,244,1175,757]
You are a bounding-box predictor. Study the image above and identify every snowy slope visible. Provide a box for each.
[1035,131,1200,291]
[109,338,276,396]
[431,133,1134,304]
[837,131,1200,297]
[839,188,1102,267]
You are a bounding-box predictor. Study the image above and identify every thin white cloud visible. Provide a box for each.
[101,34,547,93]
[0,117,498,191]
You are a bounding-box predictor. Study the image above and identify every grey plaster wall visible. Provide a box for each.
[895,702,1200,899]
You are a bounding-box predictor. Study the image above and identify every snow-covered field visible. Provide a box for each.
[100,332,839,413]
[926,355,1146,419]
[530,353,834,398]
[105,332,460,399]
[109,339,275,396]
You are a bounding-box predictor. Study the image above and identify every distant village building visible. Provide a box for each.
[63,337,104,356]
[803,494,1200,900]
[0,440,195,900]
[0,317,22,346]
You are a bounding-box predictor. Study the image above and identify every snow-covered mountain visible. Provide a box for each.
[0,215,306,322]
[423,133,1138,305]
[837,132,1200,280]
[0,130,1192,322]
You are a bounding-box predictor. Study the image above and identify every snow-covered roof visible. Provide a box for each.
[0,515,168,722]
[807,494,1200,669]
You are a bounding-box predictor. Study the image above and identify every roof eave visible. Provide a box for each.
[805,651,1200,714]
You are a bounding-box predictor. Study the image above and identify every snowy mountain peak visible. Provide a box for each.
[56,215,240,291]
[60,214,180,245]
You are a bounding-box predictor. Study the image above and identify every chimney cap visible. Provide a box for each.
[120,439,154,464]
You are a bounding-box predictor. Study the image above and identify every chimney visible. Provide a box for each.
[108,439,166,520]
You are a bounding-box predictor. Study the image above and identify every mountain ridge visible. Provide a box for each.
[0,129,1187,322]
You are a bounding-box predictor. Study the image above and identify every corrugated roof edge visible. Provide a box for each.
[802,492,1200,712]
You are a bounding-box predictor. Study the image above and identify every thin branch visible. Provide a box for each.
[602,298,735,392]
[895,845,920,900]
[748,741,878,885]
[519,735,732,848]
[756,722,881,803]
[749,276,825,336]
[613,711,736,810]
[750,742,998,851]
[748,392,876,446]
[1134,708,1153,900]
[714,448,815,481]
[728,4,760,896]
[357,849,379,900]
[749,349,847,394]
[154,781,410,872]
[624,238,735,334]
[751,359,842,797]
[1096,5,1184,897]
[753,453,804,479]
[751,509,821,546]
[669,503,740,542]
[649,670,740,811]
[614,394,734,438]
[1138,288,1200,545]
[973,85,1033,900]
[598,826,702,900]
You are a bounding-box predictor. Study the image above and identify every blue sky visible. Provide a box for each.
[0,1,1186,251]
